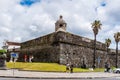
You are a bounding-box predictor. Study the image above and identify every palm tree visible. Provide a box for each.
[91,20,102,69]
[105,38,111,62]
[114,32,120,68]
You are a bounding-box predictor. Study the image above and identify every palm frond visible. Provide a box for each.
[114,32,120,42]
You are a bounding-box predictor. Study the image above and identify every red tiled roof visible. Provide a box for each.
[6,41,20,46]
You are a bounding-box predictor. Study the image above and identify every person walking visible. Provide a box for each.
[66,63,70,73]
[70,64,73,73]
[104,62,110,72]
[24,54,27,62]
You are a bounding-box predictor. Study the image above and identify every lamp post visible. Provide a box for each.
[12,47,16,76]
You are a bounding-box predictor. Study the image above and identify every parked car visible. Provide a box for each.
[113,68,120,73]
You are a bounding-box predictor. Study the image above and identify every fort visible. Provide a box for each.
[20,16,120,68]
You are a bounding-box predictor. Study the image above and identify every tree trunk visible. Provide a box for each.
[106,46,108,61]
[93,34,96,69]
[116,42,118,68]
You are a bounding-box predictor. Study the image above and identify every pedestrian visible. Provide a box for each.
[66,63,70,73]
[24,54,27,62]
[70,64,73,73]
[104,62,107,72]
[29,55,34,62]
[107,63,111,72]
[104,62,110,72]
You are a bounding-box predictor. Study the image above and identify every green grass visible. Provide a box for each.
[7,62,66,72]
[7,62,104,72]
[0,49,7,53]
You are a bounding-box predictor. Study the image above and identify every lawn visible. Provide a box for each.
[7,62,104,72]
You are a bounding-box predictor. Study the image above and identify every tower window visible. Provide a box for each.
[59,24,63,27]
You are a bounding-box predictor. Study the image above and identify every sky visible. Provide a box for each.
[0,0,120,49]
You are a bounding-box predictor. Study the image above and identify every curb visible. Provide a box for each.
[0,76,112,79]
[0,70,119,79]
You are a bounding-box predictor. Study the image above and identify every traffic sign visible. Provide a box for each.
[11,53,18,58]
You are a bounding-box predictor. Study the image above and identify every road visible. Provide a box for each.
[0,77,120,80]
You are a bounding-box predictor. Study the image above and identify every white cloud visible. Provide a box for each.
[0,0,120,49]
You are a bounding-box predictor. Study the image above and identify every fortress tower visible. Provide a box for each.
[55,15,67,32]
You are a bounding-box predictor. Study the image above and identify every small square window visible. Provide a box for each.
[59,24,63,27]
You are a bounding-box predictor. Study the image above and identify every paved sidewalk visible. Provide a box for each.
[0,69,120,79]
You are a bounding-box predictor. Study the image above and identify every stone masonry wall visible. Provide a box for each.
[20,31,119,68]
[55,31,118,68]
[59,43,107,68]
[20,32,60,62]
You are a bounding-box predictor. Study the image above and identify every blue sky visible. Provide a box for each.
[20,0,40,6]
[101,1,106,7]
[0,0,120,49]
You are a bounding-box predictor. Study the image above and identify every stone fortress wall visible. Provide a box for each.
[21,31,119,68]
[20,16,120,68]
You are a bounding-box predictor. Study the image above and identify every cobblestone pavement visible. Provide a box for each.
[0,69,120,79]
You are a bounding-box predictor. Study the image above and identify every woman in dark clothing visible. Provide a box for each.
[70,64,73,73]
